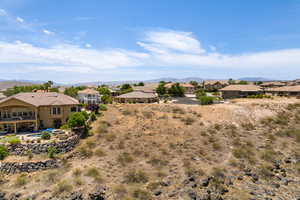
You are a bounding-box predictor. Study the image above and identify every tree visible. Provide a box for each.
[101,94,112,104]
[43,81,53,91]
[120,84,133,94]
[64,87,79,98]
[189,81,198,87]
[238,80,249,85]
[138,82,144,86]
[196,89,206,99]
[64,86,86,98]
[168,83,185,97]
[67,112,88,128]
[97,87,111,96]
[156,82,167,96]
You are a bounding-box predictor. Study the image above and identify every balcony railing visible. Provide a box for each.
[0,116,36,122]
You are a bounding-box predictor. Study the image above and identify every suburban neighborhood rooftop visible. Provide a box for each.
[219,84,262,92]
[0,92,79,107]
[77,88,99,95]
[266,85,300,92]
[116,91,157,99]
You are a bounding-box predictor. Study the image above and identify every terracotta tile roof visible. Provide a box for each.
[132,83,159,93]
[260,82,286,87]
[78,88,99,95]
[267,85,300,92]
[165,83,194,88]
[204,80,229,85]
[219,85,262,92]
[0,92,79,107]
[116,91,157,99]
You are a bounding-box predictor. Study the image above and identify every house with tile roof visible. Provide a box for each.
[203,80,229,91]
[114,91,158,103]
[219,85,262,99]
[78,88,100,105]
[0,92,79,134]
[265,85,300,97]
[260,81,286,88]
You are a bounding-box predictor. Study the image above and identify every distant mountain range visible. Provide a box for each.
[0,77,291,90]
[238,77,276,82]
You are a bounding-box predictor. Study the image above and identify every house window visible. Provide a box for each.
[71,107,77,112]
[51,107,61,115]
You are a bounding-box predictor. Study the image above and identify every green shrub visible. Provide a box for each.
[198,96,214,105]
[90,112,97,121]
[7,137,21,145]
[41,132,51,140]
[60,124,69,130]
[99,104,107,111]
[0,145,9,160]
[48,147,57,159]
[67,111,88,128]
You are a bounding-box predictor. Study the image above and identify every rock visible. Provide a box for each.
[154,190,162,196]
[188,190,199,200]
[201,177,211,187]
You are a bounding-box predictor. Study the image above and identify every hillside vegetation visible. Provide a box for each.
[0,98,300,200]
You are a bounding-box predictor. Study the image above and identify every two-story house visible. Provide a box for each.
[0,92,80,134]
[78,88,101,105]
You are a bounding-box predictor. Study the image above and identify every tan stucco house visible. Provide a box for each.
[78,88,100,105]
[220,85,262,99]
[114,91,158,103]
[203,80,229,91]
[0,92,79,134]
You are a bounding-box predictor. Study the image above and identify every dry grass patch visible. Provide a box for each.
[124,170,149,184]
[85,167,103,183]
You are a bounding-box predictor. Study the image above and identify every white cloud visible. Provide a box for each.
[0,41,148,73]
[0,29,300,79]
[138,30,206,54]
[16,17,24,23]
[43,29,55,35]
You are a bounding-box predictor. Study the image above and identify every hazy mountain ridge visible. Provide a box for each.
[0,77,289,90]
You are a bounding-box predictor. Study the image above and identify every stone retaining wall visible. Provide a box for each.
[0,159,61,174]
[6,135,80,155]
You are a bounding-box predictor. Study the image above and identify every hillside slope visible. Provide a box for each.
[0,98,300,200]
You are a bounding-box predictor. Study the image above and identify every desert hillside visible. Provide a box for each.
[1,98,300,200]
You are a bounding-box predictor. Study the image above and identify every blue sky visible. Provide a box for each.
[0,0,300,83]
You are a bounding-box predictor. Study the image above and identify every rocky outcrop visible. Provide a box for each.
[0,159,61,174]
[6,135,79,155]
